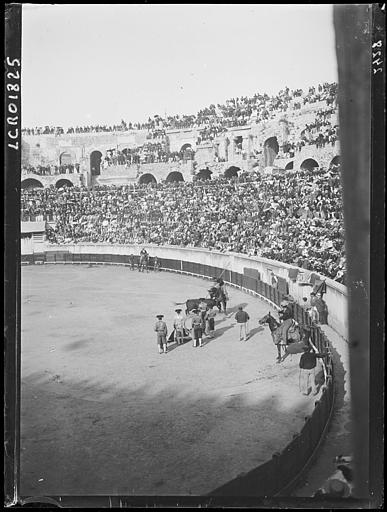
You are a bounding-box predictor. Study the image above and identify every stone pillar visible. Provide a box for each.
[242,135,250,155]
[228,137,234,161]
[224,137,230,162]
[279,119,289,149]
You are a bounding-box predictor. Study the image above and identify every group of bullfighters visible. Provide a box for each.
[154,302,218,354]
[154,277,252,354]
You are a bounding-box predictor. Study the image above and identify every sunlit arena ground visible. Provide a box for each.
[20,264,322,496]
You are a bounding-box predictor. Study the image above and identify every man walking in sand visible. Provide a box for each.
[234,306,250,341]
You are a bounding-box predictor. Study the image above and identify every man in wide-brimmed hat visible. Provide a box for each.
[154,314,168,354]
[173,308,185,345]
[191,309,203,348]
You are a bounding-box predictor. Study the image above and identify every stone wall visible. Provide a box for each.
[21,100,340,186]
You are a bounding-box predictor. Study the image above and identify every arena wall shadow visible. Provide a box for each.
[22,244,341,497]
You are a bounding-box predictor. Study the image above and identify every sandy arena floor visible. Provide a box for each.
[20,264,319,497]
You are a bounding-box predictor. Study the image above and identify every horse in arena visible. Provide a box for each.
[138,253,149,272]
[208,286,228,313]
[174,298,217,315]
[258,312,306,362]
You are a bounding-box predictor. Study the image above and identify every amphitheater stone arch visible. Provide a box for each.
[263,136,279,167]
[90,150,103,176]
[329,155,340,167]
[195,168,212,180]
[285,161,294,170]
[59,151,76,166]
[224,166,240,178]
[180,143,193,153]
[56,178,74,189]
[138,173,157,185]
[166,171,184,183]
[21,178,44,190]
[300,158,320,171]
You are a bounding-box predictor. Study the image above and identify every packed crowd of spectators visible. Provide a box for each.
[103,143,195,168]
[22,163,80,176]
[22,82,338,136]
[21,163,346,282]
[197,125,228,144]
[146,128,167,140]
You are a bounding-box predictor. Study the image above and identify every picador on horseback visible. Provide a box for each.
[208,277,228,313]
[259,298,307,363]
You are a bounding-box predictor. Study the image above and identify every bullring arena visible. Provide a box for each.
[21,264,316,496]
[20,245,350,498]
[19,58,351,498]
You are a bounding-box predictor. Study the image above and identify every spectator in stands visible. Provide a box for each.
[21,164,346,282]
[22,82,338,136]
[314,292,328,324]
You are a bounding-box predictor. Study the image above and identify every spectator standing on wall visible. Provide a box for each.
[234,306,250,341]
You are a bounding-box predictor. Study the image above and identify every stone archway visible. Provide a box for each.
[195,168,212,181]
[138,173,157,185]
[330,155,340,167]
[21,178,44,190]
[180,143,192,152]
[300,158,319,171]
[285,161,294,170]
[224,166,240,179]
[90,150,103,176]
[166,171,184,183]
[263,136,279,167]
[56,179,73,189]
[59,151,75,166]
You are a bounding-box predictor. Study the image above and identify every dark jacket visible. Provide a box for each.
[279,305,293,322]
[235,310,249,323]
